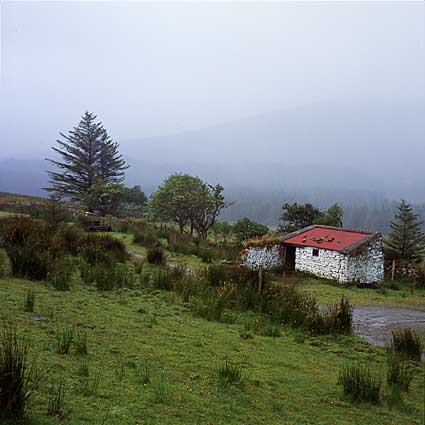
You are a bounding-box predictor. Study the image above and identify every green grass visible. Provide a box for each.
[110,231,210,270]
[298,278,425,311]
[0,276,423,425]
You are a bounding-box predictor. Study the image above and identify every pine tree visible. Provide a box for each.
[46,112,128,211]
[385,199,425,261]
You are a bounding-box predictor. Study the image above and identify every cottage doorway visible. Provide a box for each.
[282,245,296,270]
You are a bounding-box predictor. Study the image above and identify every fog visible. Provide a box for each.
[0,1,424,205]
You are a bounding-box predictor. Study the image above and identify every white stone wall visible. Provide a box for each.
[242,245,283,270]
[346,238,384,284]
[295,237,384,284]
[295,247,350,283]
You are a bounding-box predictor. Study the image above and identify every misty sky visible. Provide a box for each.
[1,1,424,159]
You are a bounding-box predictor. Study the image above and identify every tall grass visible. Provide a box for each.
[338,363,381,403]
[386,351,415,391]
[54,326,74,355]
[0,326,38,421]
[390,328,422,361]
[47,376,66,418]
[0,248,11,277]
[217,360,244,385]
[24,285,36,312]
[47,256,75,291]
[74,329,88,355]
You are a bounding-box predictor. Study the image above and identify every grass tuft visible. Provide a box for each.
[24,285,35,312]
[338,362,381,403]
[390,328,422,361]
[0,325,38,421]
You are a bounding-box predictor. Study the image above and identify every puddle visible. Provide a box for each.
[353,306,425,358]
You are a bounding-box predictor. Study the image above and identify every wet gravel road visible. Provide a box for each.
[353,306,425,348]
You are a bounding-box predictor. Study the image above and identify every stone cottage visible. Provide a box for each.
[243,225,384,285]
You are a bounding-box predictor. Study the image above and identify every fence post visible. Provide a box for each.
[391,259,396,281]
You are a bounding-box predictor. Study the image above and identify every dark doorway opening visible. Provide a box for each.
[282,245,296,270]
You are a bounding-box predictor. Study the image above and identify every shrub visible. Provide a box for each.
[79,234,128,265]
[147,247,165,265]
[0,216,54,280]
[52,224,84,255]
[150,267,174,291]
[24,286,35,312]
[54,327,74,355]
[414,266,425,289]
[47,376,66,418]
[0,249,11,278]
[263,284,320,329]
[338,363,381,403]
[173,274,198,303]
[191,288,230,322]
[217,360,243,385]
[133,226,159,248]
[386,352,414,391]
[47,256,75,291]
[390,328,422,361]
[322,297,353,335]
[0,326,38,421]
[88,262,137,291]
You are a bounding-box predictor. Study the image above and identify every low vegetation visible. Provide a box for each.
[390,328,423,361]
[0,203,424,424]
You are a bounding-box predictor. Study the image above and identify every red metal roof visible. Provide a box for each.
[281,226,371,251]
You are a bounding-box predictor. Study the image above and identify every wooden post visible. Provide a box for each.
[258,267,263,294]
[391,259,396,281]
[282,245,287,280]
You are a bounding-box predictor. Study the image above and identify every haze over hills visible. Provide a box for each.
[1,99,424,197]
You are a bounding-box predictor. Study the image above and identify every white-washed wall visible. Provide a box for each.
[295,237,384,284]
[346,237,384,284]
[243,245,282,270]
[295,247,350,283]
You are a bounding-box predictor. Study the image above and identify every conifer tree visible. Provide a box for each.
[46,112,128,211]
[385,199,425,261]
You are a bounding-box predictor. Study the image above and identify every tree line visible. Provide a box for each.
[45,111,425,260]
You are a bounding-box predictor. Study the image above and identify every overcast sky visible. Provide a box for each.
[0,1,423,159]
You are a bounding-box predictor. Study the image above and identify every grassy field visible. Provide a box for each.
[111,230,425,311]
[110,231,211,270]
[299,278,425,311]
[0,276,424,425]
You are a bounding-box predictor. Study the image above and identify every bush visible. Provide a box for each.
[0,326,38,421]
[132,226,159,248]
[390,328,422,361]
[386,351,414,391]
[338,363,381,403]
[147,247,165,265]
[322,297,353,335]
[262,284,320,329]
[150,267,174,291]
[47,256,76,291]
[191,287,230,322]
[89,262,138,291]
[0,216,54,280]
[79,234,128,265]
[52,224,84,256]
[0,249,11,278]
